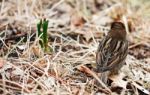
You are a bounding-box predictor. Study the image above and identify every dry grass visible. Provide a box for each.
[0,0,150,94]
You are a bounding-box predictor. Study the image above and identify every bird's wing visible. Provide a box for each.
[96,36,112,69]
[104,40,128,71]
[96,37,128,72]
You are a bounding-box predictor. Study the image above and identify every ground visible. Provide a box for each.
[0,0,150,95]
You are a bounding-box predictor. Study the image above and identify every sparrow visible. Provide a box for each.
[96,22,128,84]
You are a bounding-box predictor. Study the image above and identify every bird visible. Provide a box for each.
[96,22,128,84]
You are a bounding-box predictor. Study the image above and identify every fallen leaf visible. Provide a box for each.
[70,10,86,28]
[17,45,27,50]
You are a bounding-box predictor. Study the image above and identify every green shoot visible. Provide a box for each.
[37,18,49,52]
[37,19,43,48]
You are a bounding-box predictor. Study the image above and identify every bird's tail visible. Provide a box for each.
[100,71,110,85]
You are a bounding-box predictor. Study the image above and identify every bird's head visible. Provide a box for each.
[108,22,127,40]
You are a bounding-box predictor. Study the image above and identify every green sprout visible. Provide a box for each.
[37,18,49,52]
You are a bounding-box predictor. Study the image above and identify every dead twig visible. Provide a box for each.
[77,65,111,93]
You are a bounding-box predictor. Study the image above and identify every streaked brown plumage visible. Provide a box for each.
[96,22,128,84]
